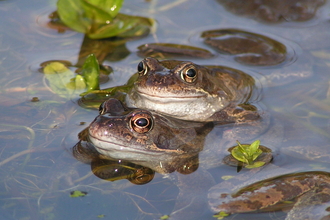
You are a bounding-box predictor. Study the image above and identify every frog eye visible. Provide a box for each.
[181,67,197,83]
[130,113,153,133]
[137,61,148,75]
[98,101,106,114]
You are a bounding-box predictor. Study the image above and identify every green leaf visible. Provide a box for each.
[231,140,263,166]
[236,141,249,158]
[252,149,262,161]
[87,14,154,39]
[213,211,229,219]
[248,140,260,155]
[56,0,154,39]
[231,147,248,164]
[57,0,123,33]
[75,74,87,90]
[43,62,76,98]
[245,161,265,169]
[87,0,123,18]
[81,54,100,92]
[70,190,87,197]
[221,175,234,180]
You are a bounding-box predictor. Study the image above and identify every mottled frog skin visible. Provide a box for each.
[126,57,260,122]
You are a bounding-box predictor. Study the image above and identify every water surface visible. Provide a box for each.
[1,0,330,219]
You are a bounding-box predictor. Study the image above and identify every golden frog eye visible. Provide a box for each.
[181,67,197,83]
[98,101,106,114]
[137,60,148,75]
[130,112,153,133]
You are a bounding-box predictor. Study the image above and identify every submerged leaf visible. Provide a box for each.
[221,175,234,180]
[43,62,76,98]
[245,161,265,169]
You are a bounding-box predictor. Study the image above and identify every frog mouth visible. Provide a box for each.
[136,89,207,100]
[89,134,146,153]
[89,134,155,152]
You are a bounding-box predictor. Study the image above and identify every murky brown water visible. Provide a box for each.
[1,0,330,219]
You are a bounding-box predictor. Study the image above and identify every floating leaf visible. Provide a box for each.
[213,211,229,219]
[70,190,87,197]
[137,43,214,59]
[231,140,263,166]
[221,175,234,180]
[245,161,265,169]
[249,140,260,155]
[74,75,87,90]
[43,62,76,98]
[231,143,248,164]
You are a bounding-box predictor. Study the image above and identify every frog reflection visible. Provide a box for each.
[72,139,203,185]
[72,140,156,185]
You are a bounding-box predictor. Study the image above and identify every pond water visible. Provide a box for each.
[1,0,330,219]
